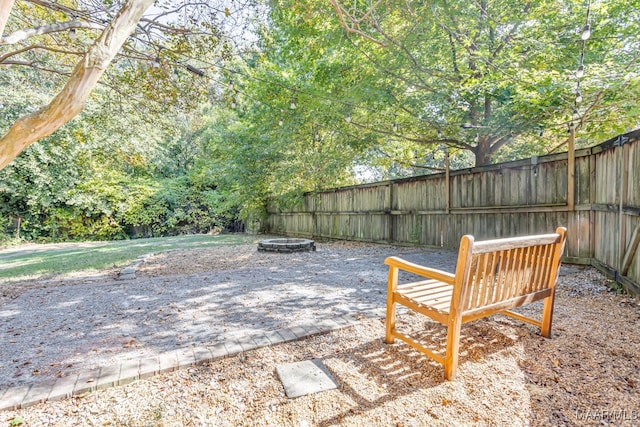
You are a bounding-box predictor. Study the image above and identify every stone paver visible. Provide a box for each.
[0,385,30,411]
[223,340,243,356]
[237,335,258,352]
[96,364,121,391]
[21,381,53,408]
[74,367,101,395]
[276,359,338,399]
[157,351,178,375]
[48,373,79,402]
[209,343,228,359]
[139,357,160,379]
[117,360,139,386]
[176,348,196,368]
[252,333,272,348]
[276,328,298,343]
[289,326,308,339]
[316,318,342,332]
[193,347,213,364]
[264,330,284,345]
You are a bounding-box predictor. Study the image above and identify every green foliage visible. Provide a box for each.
[4,0,640,243]
[0,165,241,242]
[9,416,25,427]
[0,59,246,242]
[0,1,258,242]
[182,0,640,221]
[0,99,242,242]
[245,0,640,168]
[0,167,242,240]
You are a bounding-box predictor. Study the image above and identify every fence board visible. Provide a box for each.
[267,130,640,297]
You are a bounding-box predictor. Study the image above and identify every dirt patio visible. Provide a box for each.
[2,240,640,426]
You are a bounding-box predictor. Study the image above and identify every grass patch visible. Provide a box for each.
[0,234,265,282]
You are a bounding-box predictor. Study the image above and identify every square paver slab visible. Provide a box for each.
[276,359,338,399]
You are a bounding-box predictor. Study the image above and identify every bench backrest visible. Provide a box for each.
[452,227,567,314]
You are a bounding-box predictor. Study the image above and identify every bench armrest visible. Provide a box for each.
[384,256,455,285]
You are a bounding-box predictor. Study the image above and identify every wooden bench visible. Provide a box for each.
[384,227,567,380]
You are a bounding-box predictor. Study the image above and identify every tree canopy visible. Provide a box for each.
[0,0,264,241]
[265,0,640,166]
[0,0,260,168]
[2,0,640,242]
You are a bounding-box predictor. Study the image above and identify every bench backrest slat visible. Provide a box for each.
[471,233,562,254]
[455,229,566,313]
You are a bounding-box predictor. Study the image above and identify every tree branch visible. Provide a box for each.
[24,0,88,19]
[349,119,472,151]
[1,20,104,45]
[374,148,446,172]
[491,3,531,59]
[138,17,190,35]
[0,60,72,76]
[566,50,640,140]
[344,35,454,100]
[0,0,155,170]
[440,1,475,57]
[487,132,516,157]
[370,17,459,85]
[0,44,83,64]
[328,0,387,46]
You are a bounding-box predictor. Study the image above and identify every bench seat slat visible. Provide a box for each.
[406,292,452,310]
[398,281,452,298]
[394,293,451,324]
[395,285,453,311]
[397,279,450,292]
[399,293,452,310]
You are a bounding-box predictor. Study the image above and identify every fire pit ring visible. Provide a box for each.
[257,238,316,253]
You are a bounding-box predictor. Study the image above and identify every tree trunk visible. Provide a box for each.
[0,0,154,170]
[475,151,492,167]
[15,216,20,239]
[0,0,15,36]
[474,138,493,167]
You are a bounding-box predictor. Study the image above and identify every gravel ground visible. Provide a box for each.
[2,241,640,426]
[0,242,451,389]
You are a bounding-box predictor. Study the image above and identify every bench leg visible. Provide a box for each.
[444,316,462,380]
[540,291,556,338]
[385,266,398,344]
[385,300,396,344]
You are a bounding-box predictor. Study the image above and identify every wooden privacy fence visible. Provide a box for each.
[266,129,640,297]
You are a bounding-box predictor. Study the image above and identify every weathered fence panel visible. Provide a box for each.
[267,130,640,297]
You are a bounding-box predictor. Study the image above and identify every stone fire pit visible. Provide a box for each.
[257,238,316,253]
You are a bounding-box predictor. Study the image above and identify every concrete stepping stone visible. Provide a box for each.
[276,359,338,399]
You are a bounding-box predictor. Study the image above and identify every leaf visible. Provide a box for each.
[9,417,25,426]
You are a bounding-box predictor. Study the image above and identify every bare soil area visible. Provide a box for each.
[3,242,640,426]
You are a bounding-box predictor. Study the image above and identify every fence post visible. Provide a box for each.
[618,143,630,271]
[386,183,393,243]
[589,151,596,261]
[445,150,451,214]
[568,126,575,211]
